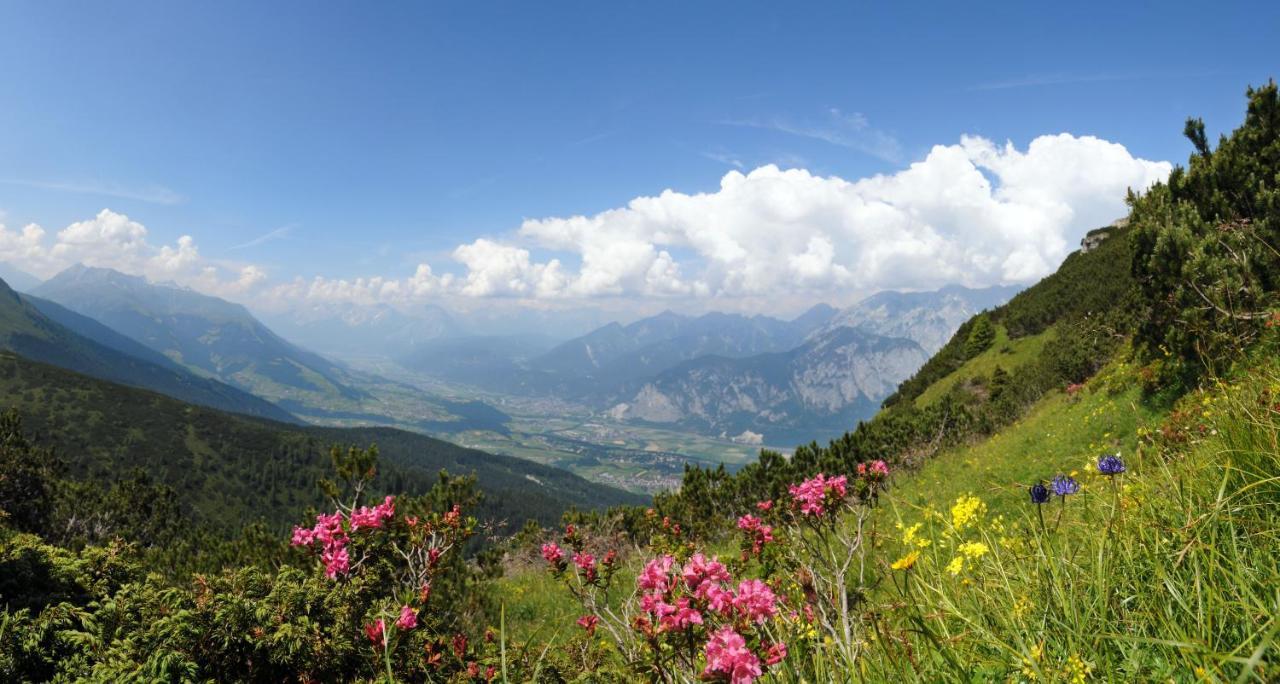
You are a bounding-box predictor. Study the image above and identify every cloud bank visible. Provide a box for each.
[489,132,1169,298]
[0,133,1170,312]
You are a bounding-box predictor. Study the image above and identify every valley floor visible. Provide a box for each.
[340,359,766,494]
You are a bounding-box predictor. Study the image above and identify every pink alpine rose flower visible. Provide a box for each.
[540,542,564,565]
[704,626,763,684]
[788,473,848,517]
[572,551,597,581]
[321,544,350,578]
[312,512,345,544]
[681,553,730,590]
[698,581,736,614]
[350,495,395,530]
[733,579,778,623]
[290,525,315,546]
[764,641,787,666]
[657,597,703,632]
[737,515,775,555]
[396,605,418,630]
[637,555,674,592]
[364,619,385,646]
[640,592,668,615]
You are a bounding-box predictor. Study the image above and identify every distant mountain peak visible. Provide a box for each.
[0,262,43,293]
[48,263,139,284]
[794,302,838,319]
[32,268,362,405]
[0,275,295,421]
[817,284,1022,354]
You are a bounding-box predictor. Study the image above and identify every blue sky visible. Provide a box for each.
[0,2,1276,323]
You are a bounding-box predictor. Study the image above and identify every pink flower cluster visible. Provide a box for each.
[736,514,775,557]
[856,459,890,480]
[292,511,349,578]
[290,496,396,578]
[573,551,597,581]
[350,495,396,530]
[541,542,564,566]
[639,554,674,591]
[364,619,385,646]
[541,528,617,586]
[704,626,762,684]
[364,605,418,652]
[629,553,783,683]
[788,473,848,517]
[638,553,779,631]
[396,604,418,630]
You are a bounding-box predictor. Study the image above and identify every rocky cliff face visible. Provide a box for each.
[533,307,835,384]
[818,284,1021,354]
[610,327,928,444]
[604,286,1021,444]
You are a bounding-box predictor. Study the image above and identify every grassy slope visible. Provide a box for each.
[866,349,1280,681]
[492,346,1277,677]
[912,324,1057,408]
[894,354,1160,519]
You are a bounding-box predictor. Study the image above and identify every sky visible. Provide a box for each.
[0,1,1277,332]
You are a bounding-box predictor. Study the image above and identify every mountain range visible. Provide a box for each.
[0,261,41,293]
[0,275,295,421]
[262,301,459,359]
[5,260,1019,447]
[25,265,516,433]
[597,285,1019,443]
[815,284,1021,353]
[397,284,1020,444]
[33,265,364,404]
[535,305,838,385]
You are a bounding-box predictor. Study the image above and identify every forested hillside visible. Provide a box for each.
[0,351,642,539]
[33,265,365,403]
[0,277,296,422]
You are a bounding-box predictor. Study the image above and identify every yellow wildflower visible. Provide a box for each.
[945,556,965,576]
[1013,595,1032,618]
[902,522,931,548]
[1066,653,1093,683]
[891,550,920,571]
[1020,641,1045,681]
[950,494,986,531]
[957,541,989,559]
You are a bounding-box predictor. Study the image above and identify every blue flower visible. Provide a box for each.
[1029,482,1050,504]
[1051,474,1080,497]
[1097,454,1126,476]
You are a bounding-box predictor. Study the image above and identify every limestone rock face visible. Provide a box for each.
[609,327,929,444]
[606,285,1021,445]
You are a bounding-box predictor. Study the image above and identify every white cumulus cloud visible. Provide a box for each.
[1,132,1172,316]
[469,133,1170,299]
